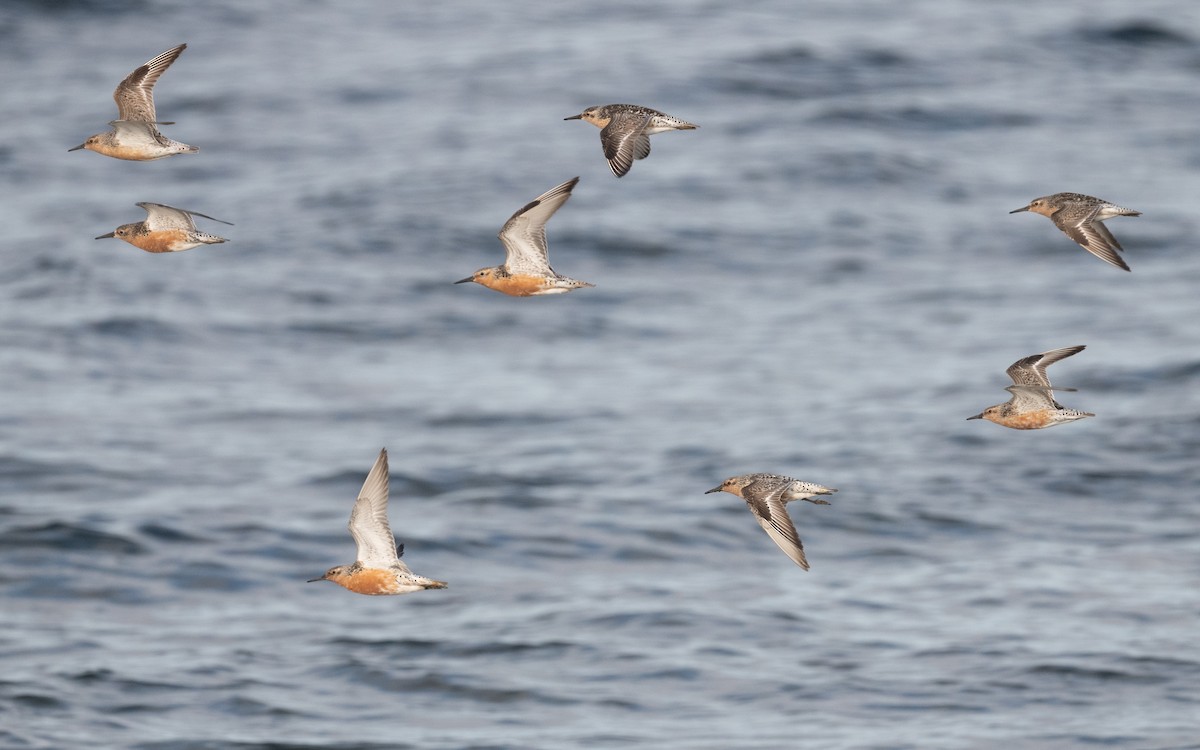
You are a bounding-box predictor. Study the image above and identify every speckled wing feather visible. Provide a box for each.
[348,449,406,568]
[114,44,186,122]
[498,177,579,275]
[1002,384,1057,412]
[600,113,652,178]
[1005,345,1085,389]
[136,202,232,232]
[742,478,810,571]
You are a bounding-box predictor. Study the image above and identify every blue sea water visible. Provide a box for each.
[1,1,1199,748]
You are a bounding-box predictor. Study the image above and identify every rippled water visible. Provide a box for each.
[2,1,1200,748]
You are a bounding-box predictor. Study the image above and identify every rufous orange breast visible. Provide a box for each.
[477,273,557,297]
[128,228,196,253]
[92,142,165,161]
[990,409,1056,430]
[327,567,406,596]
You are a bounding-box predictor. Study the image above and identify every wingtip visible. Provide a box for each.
[1052,345,1087,359]
[1096,251,1132,272]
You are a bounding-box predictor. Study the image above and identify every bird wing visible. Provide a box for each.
[347,448,404,567]
[1005,345,1085,390]
[498,177,579,275]
[1090,220,1125,253]
[600,113,652,178]
[136,203,196,231]
[742,479,810,570]
[107,120,167,145]
[136,202,232,231]
[1053,208,1130,271]
[1003,384,1058,412]
[113,44,186,122]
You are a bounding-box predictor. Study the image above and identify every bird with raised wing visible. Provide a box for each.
[95,202,231,253]
[309,449,447,596]
[455,177,593,296]
[69,44,198,160]
[968,345,1094,429]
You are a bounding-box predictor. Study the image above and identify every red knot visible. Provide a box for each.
[705,473,836,571]
[565,104,697,177]
[968,345,1094,430]
[1010,192,1141,271]
[455,176,593,296]
[308,449,447,596]
[69,44,198,160]
[95,203,231,253]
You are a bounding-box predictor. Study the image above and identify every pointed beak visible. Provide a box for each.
[563,114,583,120]
[454,276,475,284]
[704,486,724,494]
[94,232,115,240]
[306,575,325,583]
[966,412,984,420]
[1009,206,1030,214]
[68,143,86,152]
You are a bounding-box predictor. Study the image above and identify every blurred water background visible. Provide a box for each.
[1,1,1199,748]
